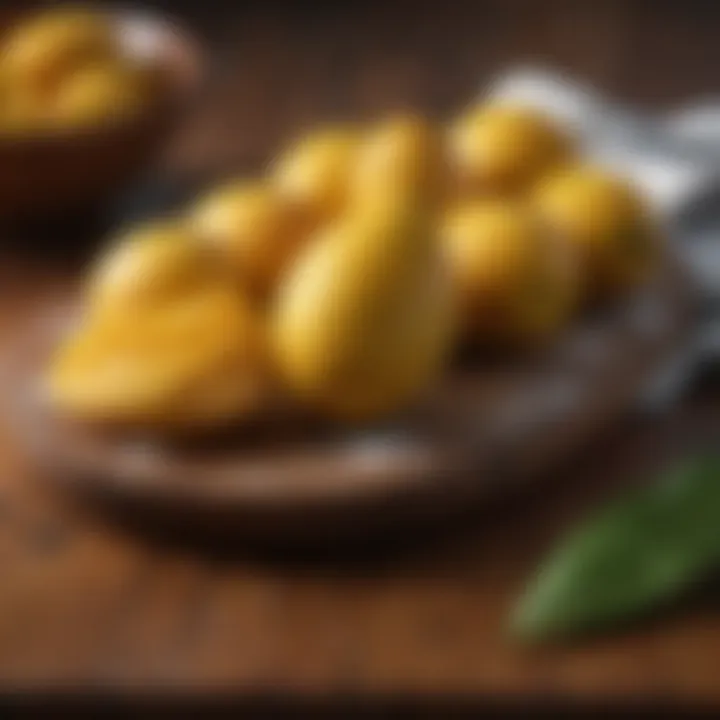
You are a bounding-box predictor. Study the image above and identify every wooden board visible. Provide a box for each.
[0,258,693,545]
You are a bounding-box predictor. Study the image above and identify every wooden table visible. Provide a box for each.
[0,0,719,713]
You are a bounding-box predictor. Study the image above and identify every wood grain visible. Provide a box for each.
[0,0,718,710]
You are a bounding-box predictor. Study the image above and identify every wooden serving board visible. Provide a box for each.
[0,258,693,545]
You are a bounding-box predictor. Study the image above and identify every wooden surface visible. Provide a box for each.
[0,0,719,711]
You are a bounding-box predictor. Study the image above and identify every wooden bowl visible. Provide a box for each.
[0,7,204,218]
[0,257,693,546]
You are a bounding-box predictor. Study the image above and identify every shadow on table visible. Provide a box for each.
[0,692,715,717]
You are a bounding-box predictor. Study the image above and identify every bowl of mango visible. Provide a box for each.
[0,4,202,217]
[44,101,661,440]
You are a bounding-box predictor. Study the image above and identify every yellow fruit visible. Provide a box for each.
[85,219,221,320]
[351,113,448,214]
[0,82,49,134]
[448,104,573,196]
[51,60,147,127]
[442,199,576,346]
[50,219,269,429]
[273,119,454,421]
[533,166,658,297]
[0,8,118,97]
[190,180,305,297]
[271,126,359,231]
[274,209,453,421]
[48,285,268,429]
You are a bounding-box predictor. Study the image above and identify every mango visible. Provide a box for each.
[48,287,267,428]
[0,8,118,98]
[442,199,577,346]
[190,181,305,297]
[350,113,448,212]
[271,125,359,232]
[448,104,573,197]
[51,60,148,127]
[533,166,658,298]
[85,219,221,319]
[0,81,49,134]
[48,220,269,430]
[273,116,454,421]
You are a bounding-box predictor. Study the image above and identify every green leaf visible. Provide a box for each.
[511,455,720,642]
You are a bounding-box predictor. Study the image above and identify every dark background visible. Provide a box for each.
[141,0,720,181]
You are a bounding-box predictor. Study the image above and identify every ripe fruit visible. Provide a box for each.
[52,61,148,126]
[84,219,220,319]
[448,104,573,196]
[273,117,454,421]
[49,220,269,430]
[48,286,267,429]
[0,8,117,98]
[350,113,448,213]
[533,166,658,297]
[190,181,305,297]
[271,125,359,231]
[442,199,576,346]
